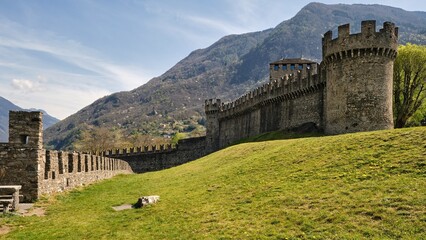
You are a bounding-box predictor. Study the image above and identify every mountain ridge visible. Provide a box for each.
[44,2,426,150]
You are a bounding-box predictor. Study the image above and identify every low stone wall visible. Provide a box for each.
[107,137,206,173]
[38,150,133,199]
[0,144,133,202]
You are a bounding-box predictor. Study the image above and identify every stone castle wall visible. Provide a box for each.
[206,70,325,148]
[38,150,132,199]
[105,136,206,173]
[205,20,398,152]
[0,111,133,202]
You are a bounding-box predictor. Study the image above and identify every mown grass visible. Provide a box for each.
[233,129,323,144]
[1,127,425,239]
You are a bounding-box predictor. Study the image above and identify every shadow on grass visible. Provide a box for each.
[232,123,324,145]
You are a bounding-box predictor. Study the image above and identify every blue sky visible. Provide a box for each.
[0,0,424,119]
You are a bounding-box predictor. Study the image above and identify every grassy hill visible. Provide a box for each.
[1,127,426,239]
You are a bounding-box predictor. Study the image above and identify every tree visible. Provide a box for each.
[73,126,126,154]
[128,132,152,147]
[406,103,426,126]
[393,43,426,128]
[171,132,186,145]
[128,132,169,147]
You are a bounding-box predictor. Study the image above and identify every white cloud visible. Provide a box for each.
[11,78,42,92]
[225,0,258,25]
[1,77,112,120]
[0,16,155,88]
[183,15,247,35]
[32,87,112,120]
[0,16,157,119]
[97,63,153,90]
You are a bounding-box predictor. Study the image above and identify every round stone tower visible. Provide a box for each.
[205,99,221,153]
[322,20,398,134]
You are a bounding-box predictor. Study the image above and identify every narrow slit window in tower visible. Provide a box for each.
[20,135,29,144]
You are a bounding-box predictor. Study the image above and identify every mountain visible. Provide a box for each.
[232,3,426,83]
[0,96,60,142]
[44,2,426,150]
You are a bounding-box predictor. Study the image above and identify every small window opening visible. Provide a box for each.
[298,64,303,70]
[273,64,279,71]
[282,65,287,70]
[20,135,29,144]
[307,64,311,69]
[290,64,295,70]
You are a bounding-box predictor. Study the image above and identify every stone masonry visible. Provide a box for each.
[104,136,206,173]
[205,20,398,152]
[0,111,133,202]
[323,21,398,134]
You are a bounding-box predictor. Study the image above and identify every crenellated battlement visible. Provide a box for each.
[43,150,131,179]
[323,20,397,134]
[38,149,132,198]
[216,71,324,120]
[0,111,133,201]
[204,68,325,149]
[205,20,398,151]
[205,99,222,114]
[106,136,207,173]
[104,143,175,157]
[322,20,398,63]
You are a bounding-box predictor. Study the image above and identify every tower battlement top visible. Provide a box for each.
[205,99,221,113]
[322,20,398,59]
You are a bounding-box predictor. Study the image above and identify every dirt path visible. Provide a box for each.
[0,225,11,235]
[0,204,46,236]
[17,203,46,217]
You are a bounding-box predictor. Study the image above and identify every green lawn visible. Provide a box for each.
[1,127,425,239]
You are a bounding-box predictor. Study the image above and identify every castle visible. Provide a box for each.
[205,20,398,152]
[0,20,398,202]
